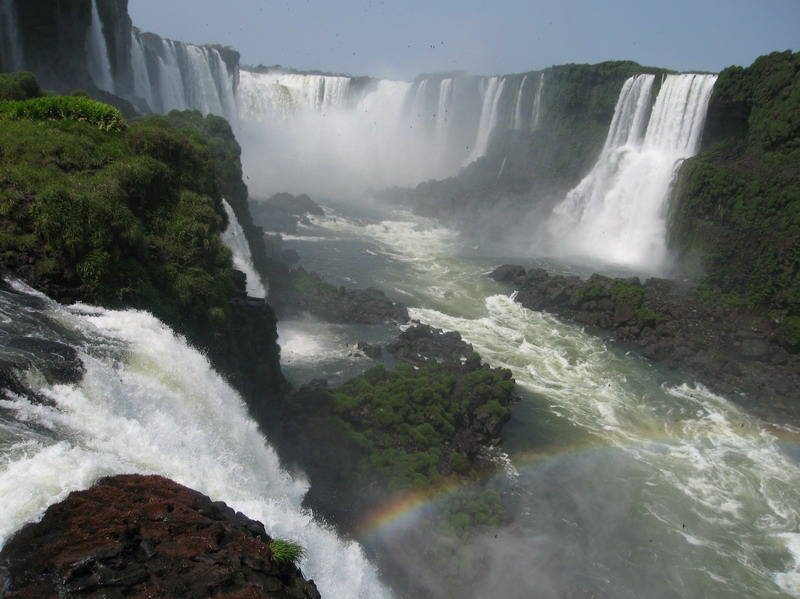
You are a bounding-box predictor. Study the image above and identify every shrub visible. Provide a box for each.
[0,96,127,132]
[268,539,305,566]
[0,72,42,101]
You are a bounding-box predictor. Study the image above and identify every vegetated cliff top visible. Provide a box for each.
[669,50,800,344]
[0,73,283,399]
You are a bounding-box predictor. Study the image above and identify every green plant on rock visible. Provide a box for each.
[268,539,305,566]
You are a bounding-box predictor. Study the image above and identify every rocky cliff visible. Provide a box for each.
[0,474,321,599]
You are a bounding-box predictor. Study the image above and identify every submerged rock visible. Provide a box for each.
[0,474,321,599]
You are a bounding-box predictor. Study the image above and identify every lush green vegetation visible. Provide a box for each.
[267,539,305,566]
[0,72,43,101]
[331,361,514,493]
[569,279,645,310]
[438,488,503,539]
[0,87,238,352]
[669,51,800,334]
[0,95,127,132]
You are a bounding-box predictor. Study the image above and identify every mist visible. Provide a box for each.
[236,71,490,201]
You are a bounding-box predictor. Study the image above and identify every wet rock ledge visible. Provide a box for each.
[0,474,320,599]
[490,265,800,421]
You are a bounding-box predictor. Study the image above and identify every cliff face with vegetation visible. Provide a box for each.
[669,51,800,347]
[0,74,283,411]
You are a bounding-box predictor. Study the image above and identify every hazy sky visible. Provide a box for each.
[129,0,798,80]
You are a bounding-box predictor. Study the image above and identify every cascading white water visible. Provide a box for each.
[221,199,267,298]
[236,72,351,122]
[530,71,545,131]
[0,0,23,72]
[547,72,717,271]
[237,71,505,198]
[155,39,188,113]
[0,280,392,598]
[434,78,454,142]
[85,0,114,92]
[512,75,527,130]
[129,32,154,109]
[464,76,506,165]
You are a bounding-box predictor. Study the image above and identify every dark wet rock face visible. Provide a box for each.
[388,322,474,366]
[250,193,325,234]
[284,268,409,325]
[0,474,320,599]
[490,265,800,422]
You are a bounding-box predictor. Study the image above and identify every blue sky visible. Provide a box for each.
[129,0,798,79]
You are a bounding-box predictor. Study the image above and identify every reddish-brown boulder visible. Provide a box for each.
[0,474,321,599]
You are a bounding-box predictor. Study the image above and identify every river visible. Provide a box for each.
[277,196,800,599]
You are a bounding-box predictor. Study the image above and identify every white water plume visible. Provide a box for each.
[85,0,114,92]
[129,32,154,109]
[221,199,267,298]
[0,282,392,598]
[236,71,513,198]
[464,76,506,165]
[548,73,717,272]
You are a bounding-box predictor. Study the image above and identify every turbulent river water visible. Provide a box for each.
[2,196,800,598]
[277,198,800,599]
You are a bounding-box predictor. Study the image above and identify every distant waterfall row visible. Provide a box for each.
[234,70,546,195]
[548,72,718,271]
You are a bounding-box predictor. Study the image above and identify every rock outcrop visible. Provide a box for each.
[282,268,409,325]
[0,474,321,599]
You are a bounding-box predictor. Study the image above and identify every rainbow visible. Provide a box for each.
[355,419,800,543]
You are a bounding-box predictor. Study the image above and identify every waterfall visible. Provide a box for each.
[221,200,267,298]
[236,69,519,196]
[129,32,154,110]
[531,71,545,131]
[434,78,454,138]
[0,280,392,598]
[464,76,506,165]
[512,75,527,130]
[155,39,188,113]
[0,0,23,72]
[236,71,351,122]
[547,73,717,271]
[85,0,114,92]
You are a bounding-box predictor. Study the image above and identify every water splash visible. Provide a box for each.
[548,73,717,272]
[221,199,267,298]
[0,281,392,598]
[85,0,114,92]
[464,76,506,165]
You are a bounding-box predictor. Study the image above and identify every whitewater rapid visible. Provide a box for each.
[279,204,800,598]
[0,280,393,598]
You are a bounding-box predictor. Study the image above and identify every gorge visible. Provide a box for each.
[0,1,799,598]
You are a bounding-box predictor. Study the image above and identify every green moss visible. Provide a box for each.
[611,283,645,307]
[324,360,514,493]
[634,307,664,326]
[781,316,800,347]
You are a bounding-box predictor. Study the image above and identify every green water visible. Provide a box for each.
[277,198,800,598]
